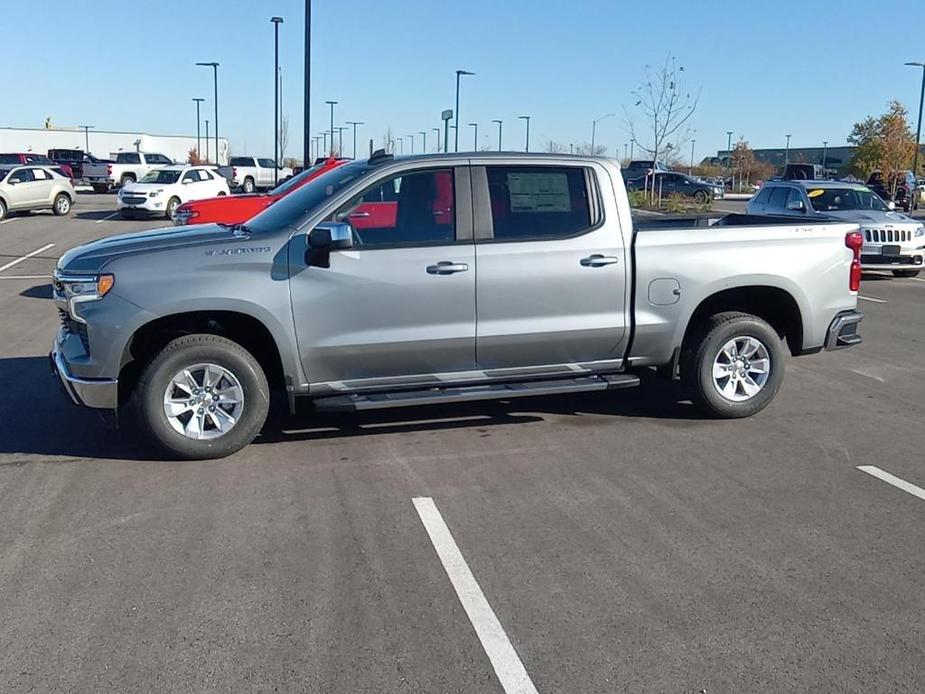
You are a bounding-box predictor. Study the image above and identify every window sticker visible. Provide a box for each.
[507,173,571,212]
[807,189,825,198]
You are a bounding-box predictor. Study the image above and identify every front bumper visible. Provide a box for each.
[825,310,863,351]
[50,345,118,409]
[861,251,924,270]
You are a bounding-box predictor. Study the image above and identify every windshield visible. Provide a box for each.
[246,160,372,233]
[267,162,329,196]
[807,186,890,212]
[140,170,181,184]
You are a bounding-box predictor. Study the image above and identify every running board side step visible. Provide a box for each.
[312,373,640,412]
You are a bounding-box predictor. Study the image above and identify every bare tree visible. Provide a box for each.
[544,140,566,153]
[625,55,699,176]
[278,115,289,163]
[575,143,608,156]
[381,127,394,154]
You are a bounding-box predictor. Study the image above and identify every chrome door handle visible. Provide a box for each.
[348,211,370,218]
[426,261,469,275]
[580,254,619,267]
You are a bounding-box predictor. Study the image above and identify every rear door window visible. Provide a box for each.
[767,187,790,211]
[486,166,593,240]
[258,158,276,168]
[753,187,772,205]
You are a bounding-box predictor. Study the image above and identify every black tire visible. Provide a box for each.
[165,196,181,220]
[217,191,227,196]
[0,198,6,221]
[242,177,255,194]
[892,269,921,278]
[681,311,786,419]
[52,193,72,216]
[120,175,135,188]
[131,334,270,460]
[694,189,709,204]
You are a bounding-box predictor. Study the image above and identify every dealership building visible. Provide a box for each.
[0,126,229,165]
[708,145,857,171]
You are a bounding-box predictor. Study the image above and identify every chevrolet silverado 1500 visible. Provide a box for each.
[51,152,864,459]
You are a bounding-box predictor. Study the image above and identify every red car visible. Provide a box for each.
[0,152,74,179]
[173,157,348,226]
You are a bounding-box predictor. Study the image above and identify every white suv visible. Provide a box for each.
[118,165,230,219]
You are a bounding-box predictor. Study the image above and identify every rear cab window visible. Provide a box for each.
[117,152,141,164]
[231,157,255,167]
[485,166,594,240]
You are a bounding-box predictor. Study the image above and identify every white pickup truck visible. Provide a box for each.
[217,157,293,193]
[83,152,175,192]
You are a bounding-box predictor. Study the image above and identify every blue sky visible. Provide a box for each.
[3,0,924,162]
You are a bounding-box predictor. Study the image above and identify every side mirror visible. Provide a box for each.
[887,201,896,211]
[306,221,353,268]
[786,199,805,212]
[8,179,19,185]
[181,179,192,185]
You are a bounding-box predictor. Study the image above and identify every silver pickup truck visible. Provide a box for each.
[51,152,864,459]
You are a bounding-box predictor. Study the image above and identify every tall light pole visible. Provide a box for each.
[346,121,363,159]
[492,119,502,151]
[311,136,318,161]
[407,134,415,154]
[623,143,628,160]
[433,128,441,152]
[204,120,210,162]
[320,131,328,156]
[397,137,403,155]
[196,62,220,163]
[822,140,828,170]
[689,139,696,176]
[905,62,925,177]
[630,138,635,160]
[271,17,284,185]
[468,123,478,151]
[190,100,203,159]
[78,124,94,153]
[519,115,531,152]
[591,112,615,154]
[335,126,347,156]
[784,134,792,166]
[454,69,474,152]
[419,130,427,154]
[303,0,311,168]
[325,100,337,155]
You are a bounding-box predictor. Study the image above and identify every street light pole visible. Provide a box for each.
[303,0,311,168]
[346,121,364,159]
[454,69,474,152]
[822,140,828,170]
[630,138,635,160]
[518,115,530,152]
[78,125,95,154]
[469,123,478,151]
[905,62,925,177]
[491,120,502,152]
[325,100,337,156]
[335,126,347,156]
[204,120,210,162]
[321,131,328,156]
[591,113,615,154]
[196,62,220,163]
[271,17,284,185]
[433,128,441,152]
[419,130,427,154]
[397,137,403,155]
[784,134,791,167]
[689,139,696,176]
[191,100,203,159]
[407,134,415,154]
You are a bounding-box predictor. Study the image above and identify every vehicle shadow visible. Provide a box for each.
[0,356,699,462]
[19,283,52,300]
[74,210,118,221]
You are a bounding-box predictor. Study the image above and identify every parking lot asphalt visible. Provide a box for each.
[1,193,925,692]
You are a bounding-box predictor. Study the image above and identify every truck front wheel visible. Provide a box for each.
[682,312,785,419]
[242,177,255,193]
[132,334,270,460]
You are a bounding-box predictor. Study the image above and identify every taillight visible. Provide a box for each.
[845,231,863,292]
[106,164,112,175]
[232,166,237,179]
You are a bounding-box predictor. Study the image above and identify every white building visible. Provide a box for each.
[0,126,229,165]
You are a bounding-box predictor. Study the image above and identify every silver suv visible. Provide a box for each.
[748,180,925,277]
[0,165,75,220]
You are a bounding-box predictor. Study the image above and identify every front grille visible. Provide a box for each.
[121,196,147,205]
[57,307,89,353]
[864,228,911,243]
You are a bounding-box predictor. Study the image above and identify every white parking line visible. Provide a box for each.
[413,497,539,694]
[0,274,51,280]
[0,218,18,225]
[858,295,887,304]
[0,243,55,273]
[908,277,925,283]
[96,212,119,224]
[858,465,925,502]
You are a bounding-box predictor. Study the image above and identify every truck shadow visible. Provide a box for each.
[0,356,699,462]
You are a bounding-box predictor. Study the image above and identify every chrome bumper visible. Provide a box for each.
[50,348,118,409]
[825,310,864,351]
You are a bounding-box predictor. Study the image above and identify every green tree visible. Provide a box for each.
[848,101,916,194]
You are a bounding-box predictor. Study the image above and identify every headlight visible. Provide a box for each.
[915,226,924,237]
[55,274,115,323]
[149,191,159,198]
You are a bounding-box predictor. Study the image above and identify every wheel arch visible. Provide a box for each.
[118,309,292,407]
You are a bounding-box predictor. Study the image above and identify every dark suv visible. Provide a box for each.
[0,153,73,179]
[866,170,919,212]
[47,149,111,181]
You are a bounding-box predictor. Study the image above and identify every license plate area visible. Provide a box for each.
[881,245,901,256]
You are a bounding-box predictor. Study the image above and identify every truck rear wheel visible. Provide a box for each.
[242,177,255,193]
[682,311,785,419]
[132,334,270,460]
[120,174,135,188]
